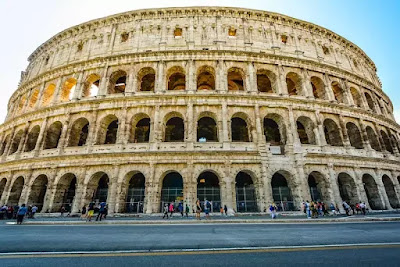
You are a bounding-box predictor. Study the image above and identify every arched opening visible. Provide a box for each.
[93,173,109,203]
[197,171,221,211]
[8,176,24,206]
[82,74,100,98]
[350,87,362,107]
[264,117,284,145]
[41,83,56,107]
[133,118,150,143]
[167,67,186,91]
[197,117,218,142]
[382,175,400,208]
[16,95,27,114]
[97,115,119,145]
[331,82,344,103]
[165,117,184,142]
[366,126,381,151]
[391,135,400,153]
[257,69,275,93]
[24,125,40,152]
[362,174,384,210]
[310,76,326,99]
[0,134,10,155]
[297,116,316,145]
[161,172,183,210]
[271,172,295,211]
[338,173,359,205]
[346,122,363,149]
[364,92,375,111]
[231,117,250,142]
[235,171,257,212]
[323,119,343,146]
[60,78,77,102]
[9,130,24,154]
[227,67,244,91]
[52,173,76,212]
[125,172,145,213]
[108,70,127,94]
[286,72,302,96]
[308,172,328,202]
[44,121,63,149]
[0,178,7,200]
[197,66,215,90]
[380,130,393,153]
[28,89,39,109]
[28,175,48,212]
[68,118,89,147]
[138,67,155,92]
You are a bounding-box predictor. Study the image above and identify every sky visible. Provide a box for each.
[0,0,399,123]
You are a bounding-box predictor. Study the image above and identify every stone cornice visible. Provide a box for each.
[27,6,376,71]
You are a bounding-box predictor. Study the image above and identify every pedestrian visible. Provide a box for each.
[31,205,38,219]
[7,205,13,219]
[185,204,189,218]
[342,201,351,216]
[204,200,210,219]
[96,201,106,221]
[81,205,87,220]
[220,206,224,216]
[60,206,66,217]
[0,205,6,220]
[178,202,184,217]
[360,202,366,215]
[269,203,277,219]
[27,205,32,219]
[330,203,337,215]
[224,205,228,216]
[196,199,202,220]
[305,200,311,219]
[87,201,95,222]
[169,202,174,218]
[162,203,169,219]
[13,204,19,219]
[16,204,28,225]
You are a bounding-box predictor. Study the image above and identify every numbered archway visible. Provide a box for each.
[337,173,359,205]
[161,172,183,211]
[235,171,257,212]
[52,173,77,212]
[28,175,48,212]
[362,174,384,210]
[197,171,221,212]
[308,172,329,202]
[271,172,295,211]
[8,176,24,206]
[125,172,146,213]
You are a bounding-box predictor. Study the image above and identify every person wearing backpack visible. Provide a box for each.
[269,203,277,219]
[185,204,189,218]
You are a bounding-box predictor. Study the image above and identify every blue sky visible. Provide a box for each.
[0,0,399,122]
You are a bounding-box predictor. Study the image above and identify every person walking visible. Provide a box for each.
[81,205,87,220]
[204,200,210,219]
[196,199,202,220]
[343,201,351,216]
[16,204,28,225]
[178,202,184,217]
[60,206,66,217]
[360,202,366,215]
[330,203,337,215]
[31,205,38,219]
[305,200,311,219]
[162,203,169,219]
[87,201,95,222]
[185,204,189,218]
[96,201,106,221]
[169,202,174,218]
[224,205,228,216]
[269,203,277,219]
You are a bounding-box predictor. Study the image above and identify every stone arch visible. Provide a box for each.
[391,134,400,153]
[44,121,63,149]
[257,69,276,93]
[197,65,215,90]
[382,175,400,208]
[323,119,343,146]
[271,171,296,211]
[331,81,344,103]
[164,114,184,142]
[346,122,363,149]
[264,114,286,145]
[52,173,77,212]
[380,130,393,153]
[286,72,302,96]
[197,171,221,211]
[9,130,24,154]
[130,114,151,143]
[231,113,250,142]
[138,67,156,92]
[82,73,100,97]
[350,87,362,107]
[235,171,257,212]
[296,116,316,145]
[124,171,146,213]
[16,95,27,114]
[28,174,48,212]
[8,176,24,206]
[24,125,40,152]
[161,171,184,210]
[96,115,119,145]
[87,172,109,203]
[60,78,77,102]
[227,67,244,91]
[28,88,40,109]
[366,126,381,151]
[0,134,10,155]
[0,178,7,200]
[337,172,359,205]
[68,118,90,147]
[364,92,375,111]
[108,70,127,94]
[308,171,329,202]
[362,174,384,210]
[167,66,186,91]
[41,83,56,107]
[310,76,326,99]
[197,115,218,142]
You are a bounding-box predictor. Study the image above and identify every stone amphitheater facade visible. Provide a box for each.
[0,6,399,215]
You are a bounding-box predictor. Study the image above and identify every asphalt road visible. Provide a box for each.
[0,222,399,253]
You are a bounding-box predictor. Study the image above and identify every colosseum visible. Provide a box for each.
[0,6,399,215]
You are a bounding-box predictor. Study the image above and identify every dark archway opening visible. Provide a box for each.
[197,117,218,142]
[236,172,257,212]
[197,172,221,211]
[125,172,145,213]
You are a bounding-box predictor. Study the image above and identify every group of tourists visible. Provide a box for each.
[302,200,368,218]
[342,201,367,216]
[0,204,38,223]
[162,201,189,219]
[81,201,108,222]
[162,200,229,220]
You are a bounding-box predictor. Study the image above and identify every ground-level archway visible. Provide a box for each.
[308,172,329,202]
[160,172,183,211]
[362,174,384,210]
[8,176,24,206]
[197,171,221,212]
[28,175,48,212]
[382,175,400,208]
[235,171,257,212]
[125,172,145,213]
[52,173,77,212]
[337,173,359,205]
[271,172,295,211]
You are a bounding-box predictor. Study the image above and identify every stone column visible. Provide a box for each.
[34,83,46,109]
[375,169,392,210]
[323,74,335,101]
[187,60,196,92]
[221,102,229,148]
[222,161,235,215]
[315,111,327,146]
[216,60,227,92]
[327,164,345,212]
[186,102,195,145]
[41,168,57,213]
[247,62,257,93]
[288,106,300,149]
[107,164,121,214]
[97,64,109,97]
[117,107,128,145]
[51,77,64,104]
[155,61,165,92]
[338,115,351,147]
[58,113,72,152]
[72,71,85,100]
[144,163,156,214]
[71,169,86,214]
[301,68,313,98]
[16,122,31,157]
[86,110,99,148]
[125,66,137,95]
[1,172,13,205]
[276,64,288,96]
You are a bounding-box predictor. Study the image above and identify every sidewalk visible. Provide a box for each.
[3,211,400,225]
